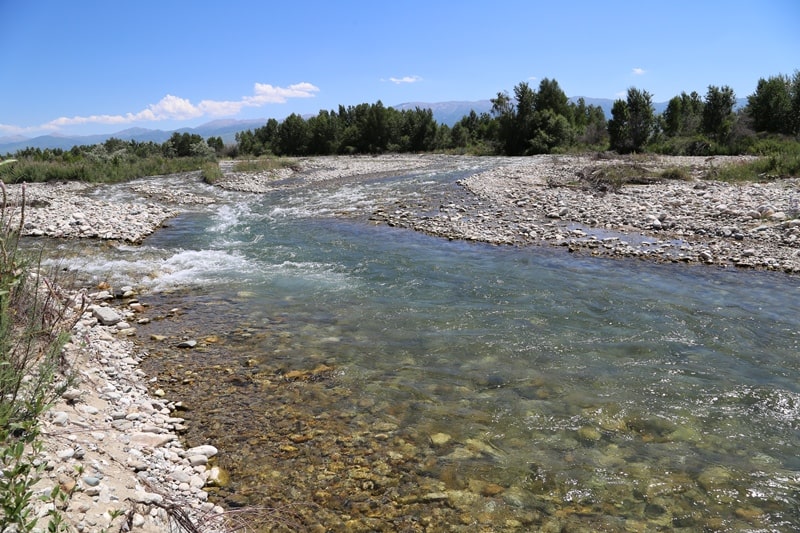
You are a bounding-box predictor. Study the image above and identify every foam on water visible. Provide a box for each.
[208,203,250,234]
[50,247,256,292]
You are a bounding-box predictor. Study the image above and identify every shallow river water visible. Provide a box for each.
[49,164,800,531]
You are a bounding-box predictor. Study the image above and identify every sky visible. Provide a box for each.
[1,0,798,138]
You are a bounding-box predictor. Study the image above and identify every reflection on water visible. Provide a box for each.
[44,168,800,530]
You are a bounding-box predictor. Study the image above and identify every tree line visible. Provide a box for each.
[0,132,222,183]
[232,71,799,158]
[3,70,798,183]
[233,79,609,157]
[609,71,800,155]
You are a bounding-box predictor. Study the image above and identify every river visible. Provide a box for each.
[48,161,800,531]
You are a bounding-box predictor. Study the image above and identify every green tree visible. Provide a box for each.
[206,136,224,154]
[235,130,259,155]
[276,113,310,156]
[529,109,573,154]
[791,70,800,135]
[449,122,469,149]
[702,85,736,142]
[747,74,793,134]
[608,88,654,152]
[608,99,629,152]
[579,104,608,147]
[528,78,573,153]
[536,78,571,119]
[364,101,391,153]
[491,90,516,154]
[307,110,340,155]
[490,79,574,155]
[662,91,703,137]
[399,107,438,152]
[164,132,204,157]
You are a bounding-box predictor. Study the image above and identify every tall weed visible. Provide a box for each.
[1,167,82,531]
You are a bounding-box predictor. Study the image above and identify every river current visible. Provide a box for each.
[49,163,800,531]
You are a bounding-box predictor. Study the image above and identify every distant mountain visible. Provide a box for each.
[0,119,269,155]
[392,100,494,126]
[1,97,750,154]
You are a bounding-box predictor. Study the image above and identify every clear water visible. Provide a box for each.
[49,164,800,530]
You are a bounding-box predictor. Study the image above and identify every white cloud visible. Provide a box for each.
[388,75,422,84]
[244,82,320,106]
[146,94,203,120]
[29,82,320,132]
[632,67,646,75]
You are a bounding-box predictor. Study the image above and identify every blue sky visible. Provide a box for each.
[1,0,798,138]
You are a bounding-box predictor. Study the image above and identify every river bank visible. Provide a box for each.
[218,153,799,273]
[7,153,799,531]
[10,154,800,275]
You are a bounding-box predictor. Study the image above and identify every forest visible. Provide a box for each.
[2,71,799,184]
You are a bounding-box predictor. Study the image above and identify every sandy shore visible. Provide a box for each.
[8,153,799,531]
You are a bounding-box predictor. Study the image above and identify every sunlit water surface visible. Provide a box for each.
[45,166,800,531]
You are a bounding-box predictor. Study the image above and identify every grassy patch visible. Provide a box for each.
[200,162,224,184]
[659,166,693,181]
[232,157,297,173]
[711,153,800,183]
[0,156,208,184]
[577,163,661,192]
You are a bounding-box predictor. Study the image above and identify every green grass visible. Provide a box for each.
[1,173,80,531]
[659,166,693,181]
[712,143,800,182]
[0,156,209,184]
[232,157,296,173]
[200,161,224,184]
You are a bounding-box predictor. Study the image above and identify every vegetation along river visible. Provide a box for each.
[51,163,800,531]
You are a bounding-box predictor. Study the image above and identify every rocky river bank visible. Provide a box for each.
[6,153,800,531]
[8,154,800,274]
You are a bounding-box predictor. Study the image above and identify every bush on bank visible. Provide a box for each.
[1,161,79,531]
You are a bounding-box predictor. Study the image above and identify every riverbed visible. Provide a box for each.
[32,156,800,531]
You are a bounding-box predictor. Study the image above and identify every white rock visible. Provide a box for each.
[188,454,208,466]
[93,307,122,326]
[51,411,69,426]
[133,491,164,504]
[185,445,218,458]
[56,448,75,460]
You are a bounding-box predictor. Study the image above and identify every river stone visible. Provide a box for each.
[207,466,230,487]
[93,307,122,326]
[82,476,101,487]
[429,432,452,447]
[577,426,602,443]
[61,388,83,401]
[186,444,218,458]
[132,491,163,504]
[170,470,192,484]
[129,432,176,448]
[697,465,733,491]
[56,448,75,460]
[188,454,208,466]
[51,411,69,426]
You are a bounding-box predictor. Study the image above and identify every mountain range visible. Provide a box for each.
[0,97,746,155]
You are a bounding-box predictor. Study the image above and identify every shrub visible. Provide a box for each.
[1,168,81,531]
[200,161,224,184]
[232,157,295,173]
[659,166,692,181]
